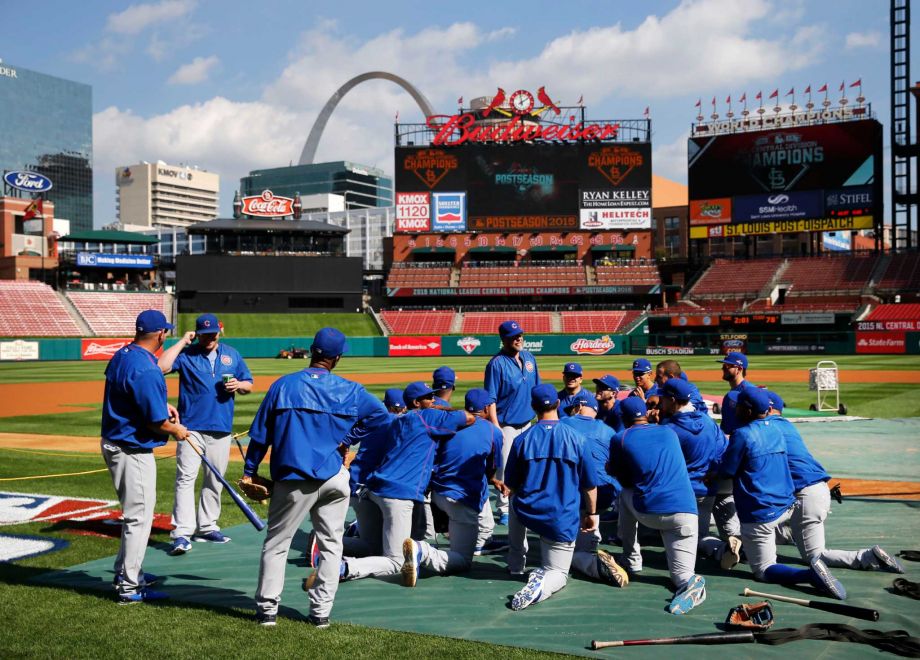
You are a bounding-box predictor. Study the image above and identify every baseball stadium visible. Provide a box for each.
[3,27,920,660]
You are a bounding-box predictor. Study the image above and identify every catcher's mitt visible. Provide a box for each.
[238,474,273,501]
[726,601,775,630]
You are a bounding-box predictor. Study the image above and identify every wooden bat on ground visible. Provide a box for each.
[742,587,879,621]
[591,631,755,649]
[184,436,266,531]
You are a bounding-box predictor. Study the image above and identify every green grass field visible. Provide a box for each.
[175,313,382,337]
[0,354,917,657]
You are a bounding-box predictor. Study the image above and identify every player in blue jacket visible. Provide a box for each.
[658,379,742,570]
[718,387,847,600]
[610,397,705,615]
[628,359,659,423]
[102,310,190,604]
[484,320,540,524]
[431,366,456,407]
[504,384,600,610]
[654,359,708,413]
[764,391,903,574]
[401,388,504,585]
[718,352,752,435]
[158,313,253,554]
[593,374,624,433]
[557,362,586,414]
[243,327,389,627]
[559,391,628,587]
[337,381,473,582]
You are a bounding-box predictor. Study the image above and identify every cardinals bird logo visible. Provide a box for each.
[480,86,562,118]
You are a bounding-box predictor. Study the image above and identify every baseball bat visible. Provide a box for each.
[231,433,247,461]
[742,587,878,621]
[184,437,266,532]
[591,631,755,649]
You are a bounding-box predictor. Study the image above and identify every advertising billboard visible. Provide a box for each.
[732,190,824,223]
[431,192,466,231]
[394,142,651,232]
[395,192,430,232]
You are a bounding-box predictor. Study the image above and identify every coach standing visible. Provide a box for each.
[102,310,189,604]
[484,320,540,525]
[718,352,752,435]
[159,313,253,555]
[243,328,388,627]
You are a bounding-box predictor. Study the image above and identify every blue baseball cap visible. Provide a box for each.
[403,381,436,406]
[593,374,621,391]
[465,388,493,412]
[764,390,785,412]
[531,383,559,408]
[565,390,598,413]
[135,309,174,334]
[432,366,456,389]
[632,358,653,374]
[718,352,748,369]
[619,397,648,420]
[195,313,221,334]
[738,386,771,414]
[311,327,349,357]
[383,388,406,410]
[499,320,524,339]
[563,362,583,376]
[661,378,693,402]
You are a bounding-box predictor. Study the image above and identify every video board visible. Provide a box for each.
[688,119,882,231]
[394,142,652,232]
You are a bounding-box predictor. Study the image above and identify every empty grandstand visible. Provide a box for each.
[875,252,920,296]
[379,309,455,335]
[0,281,82,337]
[560,310,644,334]
[67,291,172,336]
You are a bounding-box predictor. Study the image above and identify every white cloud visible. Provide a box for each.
[106,0,196,35]
[168,55,219,85]
[653,132,690,184]
[845,31,881,49]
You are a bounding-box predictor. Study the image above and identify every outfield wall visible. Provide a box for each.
[2,331,917,361]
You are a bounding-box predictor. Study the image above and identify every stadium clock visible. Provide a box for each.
[509,89,535,115]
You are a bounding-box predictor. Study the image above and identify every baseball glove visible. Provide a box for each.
[726,601,775,630]
[238,474,273,501]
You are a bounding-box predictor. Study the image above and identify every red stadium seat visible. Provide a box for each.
[380,310,456,335]
[0,281,82,337]
[67,292,172,336]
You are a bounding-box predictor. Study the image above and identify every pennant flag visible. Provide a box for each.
[457,96,463,105]
[818,83,828,93]
[695,98,701,107]
[804,85,811,94]
[395,110,399,122]
[22,198,43,221]
[576,94,584,105]
[785,87,794,96]
[769,89,779,99]
[850,78,862,88]
[839,81,845,92]
[755,91,762,100]
[740,92,747,103]
[726,95,731,104]
[643,106,649,117]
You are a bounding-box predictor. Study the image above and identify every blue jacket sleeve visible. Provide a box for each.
[344,390,389,446]
[236,354,253,382]
[504,438,522,490]
[483,357,500,400]
[718,430,746,478]
[248,382,278,445]
[131,370,169,425]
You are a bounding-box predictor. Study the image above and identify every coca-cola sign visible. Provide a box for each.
[570,336,616,355]
[241,190,294,217]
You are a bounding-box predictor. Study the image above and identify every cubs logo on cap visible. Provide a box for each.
[563,362,583,376]
[499,320,524,339]
[195,313,221,334]
[632,358,653,374]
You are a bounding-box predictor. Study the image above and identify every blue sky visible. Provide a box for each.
[1,0,908,225]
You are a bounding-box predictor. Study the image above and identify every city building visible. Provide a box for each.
[0,59,93,232]
[240,161,392,210]
[116,161,219,229]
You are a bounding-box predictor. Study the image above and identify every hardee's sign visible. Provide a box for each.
[426,87,619,147]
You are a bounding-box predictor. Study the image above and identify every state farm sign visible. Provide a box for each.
[241,190,294,217]
[855,332,906,354]
[388,336,442,357]
[396,192,431,231]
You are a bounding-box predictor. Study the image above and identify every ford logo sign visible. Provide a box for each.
[767,194,789,204]
[4,170,53,193]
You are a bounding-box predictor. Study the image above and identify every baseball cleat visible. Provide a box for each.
[168,537,192,556]
[193,530,231,544]
[498,512,509,526]
[511,568,546,611]
[872,545,905,574]
[721,536,743,570]
[256,612,276,627]
[307,615,330,629]
[668,574,706,615]
[596,549,629,587]
[401,538,422,587]
[118,588,170,605]
[113,571,159,587]
[810,558,847,600]
[474,538,509,556]
[307,531,320,568]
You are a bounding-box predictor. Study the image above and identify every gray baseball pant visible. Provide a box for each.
[495,423,529,514]
[101,439,156,596]
[789,482,878,569]
[712,478,741,538]
[477,496,495,547]
[345,493,415,579]
[741,505,795,580]
[342,492,383,557]
[255,467,350,619]
[697,495,730,561]
[171,430,230,539]
[416,492,479,574]
[618,488,699,589]
[507,508,575,601]
[570,525,604,580]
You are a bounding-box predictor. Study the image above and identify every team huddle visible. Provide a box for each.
[100,313,904,626]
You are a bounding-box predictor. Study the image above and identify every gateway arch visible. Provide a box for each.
[298,71,435,165]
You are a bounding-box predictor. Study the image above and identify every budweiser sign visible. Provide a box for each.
[82,338,131,360]
[241,190,294,217]
[427,113,620,147]
[570,335,616,355]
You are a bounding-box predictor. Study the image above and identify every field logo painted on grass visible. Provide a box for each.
[570,336,615,355]
[457,336,481,354]
[0,492,116,525]
[0,533,68,562]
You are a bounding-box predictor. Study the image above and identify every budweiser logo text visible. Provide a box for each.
[427,113,620,147]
